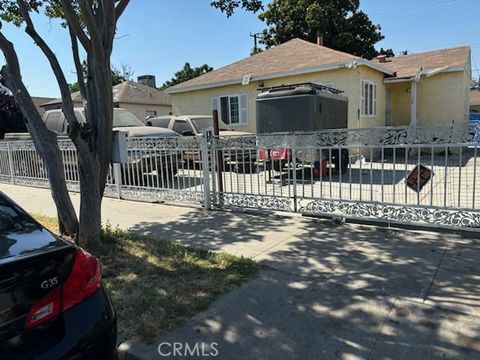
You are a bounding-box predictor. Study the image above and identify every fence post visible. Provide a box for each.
[200,131,211,210]
[7,142,15,185]
[291,133,298,212]
[113,163,122,199]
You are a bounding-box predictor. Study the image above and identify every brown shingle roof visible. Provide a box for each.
[41,81,172,107]
[167,38,388,93]
[373,46,470,78]
[471,90,480,105]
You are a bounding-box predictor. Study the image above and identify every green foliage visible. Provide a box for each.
[161,63,213,90]
[258,0,394,59]
[210,0,263,17]
[0,86,26,138]
[378,48,395,57]
[69,61,134,93]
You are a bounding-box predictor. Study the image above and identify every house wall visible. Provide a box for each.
[170,65,387,133]
[388,70,469,127]
[118,103,173,120]
[417,71,469,125]
[389,82,411,126]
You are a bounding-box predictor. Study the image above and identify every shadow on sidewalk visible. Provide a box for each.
[125,213,480,359]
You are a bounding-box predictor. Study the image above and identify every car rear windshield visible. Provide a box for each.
[191,117,229,132]
[0,197,39,235]
[151,118,171,128]
[113,111,145,127]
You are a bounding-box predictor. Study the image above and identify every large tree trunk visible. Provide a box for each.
[0,34,78,236]
[77,151,102,248]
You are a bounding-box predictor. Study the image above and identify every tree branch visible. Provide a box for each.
[115,0,130,22]
[16,0,79,138]
[59,0,91,51]
[78,0,103,55]
[68,24,87,99]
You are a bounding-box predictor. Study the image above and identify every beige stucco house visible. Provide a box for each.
[41,79,172,120]
[470,90,480,113]
[166,39,471,133]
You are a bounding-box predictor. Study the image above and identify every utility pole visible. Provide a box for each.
[250,32,263,54]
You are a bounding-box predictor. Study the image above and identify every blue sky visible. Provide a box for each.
[2,0,479,98]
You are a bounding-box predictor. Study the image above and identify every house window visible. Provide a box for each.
[212,94,248,125]
[361,80,377,117]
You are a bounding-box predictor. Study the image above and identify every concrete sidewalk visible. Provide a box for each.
[2,184,480,359]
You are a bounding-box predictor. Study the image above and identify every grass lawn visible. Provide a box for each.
[34,214,261,342]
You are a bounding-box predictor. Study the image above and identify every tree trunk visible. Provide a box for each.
[76,148,102,248]
[0,32,79,237]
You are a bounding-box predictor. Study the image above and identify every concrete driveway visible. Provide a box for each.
[1,184,479,359]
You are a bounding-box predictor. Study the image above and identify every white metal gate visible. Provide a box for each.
[0,124,479,231]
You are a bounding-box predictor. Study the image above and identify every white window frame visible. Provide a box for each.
[212,94,248,126]
[361,80,377,117]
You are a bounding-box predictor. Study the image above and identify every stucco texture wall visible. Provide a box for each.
[389,82,411,127]
[119,103,172,120]
[170,65,388,133]
[417,71,469,126]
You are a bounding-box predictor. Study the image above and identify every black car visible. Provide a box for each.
[0,192,117,359]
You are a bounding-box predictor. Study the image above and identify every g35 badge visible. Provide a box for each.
[41,276,58,290]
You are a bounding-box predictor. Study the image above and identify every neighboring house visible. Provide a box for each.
[166,38,471,133]
[32,97,56,116]
[41,77,172,120]
[470,90,480,113]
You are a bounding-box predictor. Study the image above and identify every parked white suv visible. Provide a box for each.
[145,115,251,137]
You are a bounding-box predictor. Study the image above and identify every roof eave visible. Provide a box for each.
[166,60,394,95]
[384,65,467,84]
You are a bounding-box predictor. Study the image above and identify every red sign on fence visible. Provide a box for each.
[406,165,433,192]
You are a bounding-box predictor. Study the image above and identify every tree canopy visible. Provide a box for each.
[0,86,25,139]
[161,63,213,90]
[258,0,393,59]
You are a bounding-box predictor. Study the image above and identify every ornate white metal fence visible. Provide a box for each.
[0,124,479,231]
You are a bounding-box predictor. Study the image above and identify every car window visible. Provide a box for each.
[0,198,39,234]
[191,117,229,132]
[113,110,145,127]
[173,120,194,134]
[151,118,172,128]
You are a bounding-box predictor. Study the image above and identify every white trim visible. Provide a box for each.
[384,77,415,84]
[411,81,417,126]
[355,59,395,76]
[212,93,248,126]
[361,80,377,117]
[166,61,394,94]
[384,65,467,84]
[424,66,449,77]
[167,79,244,94]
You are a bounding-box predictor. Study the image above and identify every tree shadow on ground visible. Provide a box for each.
[127,211,480,359]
